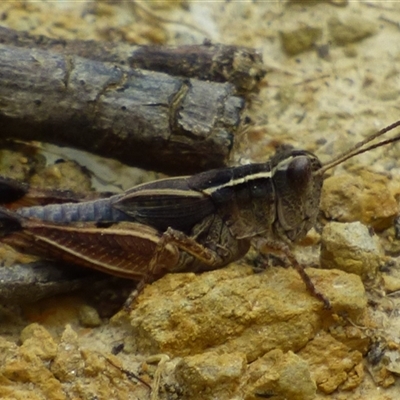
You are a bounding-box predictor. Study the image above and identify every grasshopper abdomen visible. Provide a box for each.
[16,196,131,224]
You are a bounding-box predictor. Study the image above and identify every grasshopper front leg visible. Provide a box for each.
[148,214,251,276]
[252,236,331,309]
[123,214,251,308]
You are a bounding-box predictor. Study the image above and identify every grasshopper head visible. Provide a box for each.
[271,149,323,242]
[270,119,400,242]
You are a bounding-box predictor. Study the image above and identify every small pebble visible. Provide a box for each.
[78,304,102,327]
[320,221,384,281]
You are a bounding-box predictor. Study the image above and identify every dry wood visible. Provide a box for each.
[0,43,244,174]
[0,259,135,307]
[0,260,99,303]
[0,26,266,94]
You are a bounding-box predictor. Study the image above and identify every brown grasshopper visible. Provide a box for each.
[1,120,400,308]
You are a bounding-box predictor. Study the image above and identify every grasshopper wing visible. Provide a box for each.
[112,177,216,232]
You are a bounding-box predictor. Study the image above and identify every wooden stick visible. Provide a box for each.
[0,26,266,94]
[0,44,244,174]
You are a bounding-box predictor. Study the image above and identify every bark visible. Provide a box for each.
[0,44,244,174]
[0,26,266,94]
[0,261,100,304]
[0,259,134,309]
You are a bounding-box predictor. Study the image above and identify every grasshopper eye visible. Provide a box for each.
[287,156,312,191]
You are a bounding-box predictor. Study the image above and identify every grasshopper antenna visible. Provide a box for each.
[314,119,400,177]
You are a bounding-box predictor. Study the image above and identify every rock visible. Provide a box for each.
[321,174,364,223]
[307,267,367,317]
[50,324,85,382]
[288,0,348,4]
[328,16,377,45]
[382,273,400,293]
[116,264,367,360]
[280,26,322,55]
[0,336,65,400]
[175,351,247,400]
[0,323,149,399]
[320,221,385,280]
[78,304,102,327]
[20,323,57,361]
[329,0,348,5]
[298,331,363,394]
[0,148,39,181]
[244,349,316,400]
[366,340,396,388]
[321,171,399,231]
[328,324,370,354]
[29,160,92,192]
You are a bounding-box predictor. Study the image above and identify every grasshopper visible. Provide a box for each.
[1,120,400,308]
